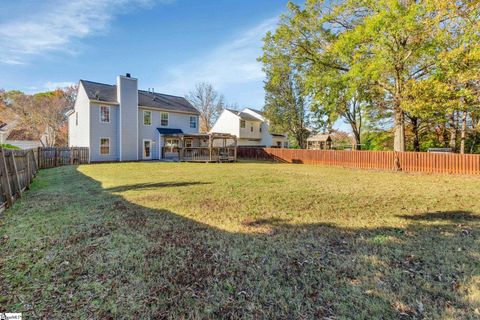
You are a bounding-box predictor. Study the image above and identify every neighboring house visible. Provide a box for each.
[67,74,200,162]
[0,121,45,149]
[211,108,288,147]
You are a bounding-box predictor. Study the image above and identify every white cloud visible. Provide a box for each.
[0,0,172,64]
[156,17,278,97]
[44,81,76,90]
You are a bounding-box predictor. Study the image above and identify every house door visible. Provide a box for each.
[143,140,152,159]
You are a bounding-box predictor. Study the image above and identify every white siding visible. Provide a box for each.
[118,76,138,161]
[89,104,119,162]
[239,120,262,140]
[68,82,90,149]
[138,108,199,160]
[211,110,240,136]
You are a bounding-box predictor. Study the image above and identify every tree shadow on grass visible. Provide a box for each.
[1,166,479,319]
[105,181,211,192]
[396,210,480,222]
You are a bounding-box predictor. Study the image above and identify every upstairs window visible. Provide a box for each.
[161,112,169,126]
[189,116,197,128]
[100,138,110,155]
[144,110,152,125]
[240,120,246,128]
[100,106,110,123]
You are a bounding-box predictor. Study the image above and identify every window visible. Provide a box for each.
[100,138,110,155]
[100,106,110,123]
[240,120,246,128]
[185,139,193,148]
[143,111,152,125]
[250,126,254,132]
[75,112,78,126]
[259,125,262,133]
[161,112,169,126]
[189,116,197,128]
[165,138,179,152]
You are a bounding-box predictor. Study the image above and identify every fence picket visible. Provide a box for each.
[237,147,480,175]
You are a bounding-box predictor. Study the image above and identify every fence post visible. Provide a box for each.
[10,152,22,197]
[26,151,31,189]
[37,147,42,169]
[31,149,38,174]
[0,148,13,208]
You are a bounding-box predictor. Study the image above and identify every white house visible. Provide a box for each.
[211,108,288,147]
[67,74,200,162]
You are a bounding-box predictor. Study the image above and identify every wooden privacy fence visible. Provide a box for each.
[237,147,480,175]
[0,148,38,213]
[37,147,89,169]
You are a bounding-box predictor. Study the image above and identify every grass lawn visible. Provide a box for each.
[1,162,479,319]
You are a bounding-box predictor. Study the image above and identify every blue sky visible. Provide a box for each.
[0,0,294,108]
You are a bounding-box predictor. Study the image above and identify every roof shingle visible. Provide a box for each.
[225,109,261,121]
[80,80,199,115]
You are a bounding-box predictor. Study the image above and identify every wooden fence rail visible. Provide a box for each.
[237,147,480,175]
[0,148,38,213]
[37,147,89,169]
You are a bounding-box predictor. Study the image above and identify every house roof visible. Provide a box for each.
[81,80,117,103]
[245,108,265,116]
[225,109,261,122]
[80,80,200,115]
[157,128,184,135]
[307,133,332,142]
[7,129,38,141]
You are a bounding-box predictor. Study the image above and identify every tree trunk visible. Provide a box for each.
[352,129,361,150]
[410,116,420,152]
[448,112,457,151]
[393,108,405,152]
[296,132,306,149]
[460,111,467,154]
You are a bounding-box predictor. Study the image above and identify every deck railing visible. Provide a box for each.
[162,147,236,162]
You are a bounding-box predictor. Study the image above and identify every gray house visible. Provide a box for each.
[67,74,200,162]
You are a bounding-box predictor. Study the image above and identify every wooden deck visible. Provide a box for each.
[161,133,237,163]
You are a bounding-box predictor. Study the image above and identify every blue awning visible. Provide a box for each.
[157,128,183,135]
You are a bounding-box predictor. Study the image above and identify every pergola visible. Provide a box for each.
[162,132,237,162]
[306,134,332,150]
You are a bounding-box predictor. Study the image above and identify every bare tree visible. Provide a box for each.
[186,83,225,133]
[3,88,73,146]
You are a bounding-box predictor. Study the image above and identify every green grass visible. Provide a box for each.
[0,144,20,150]
[1,162,479,319]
